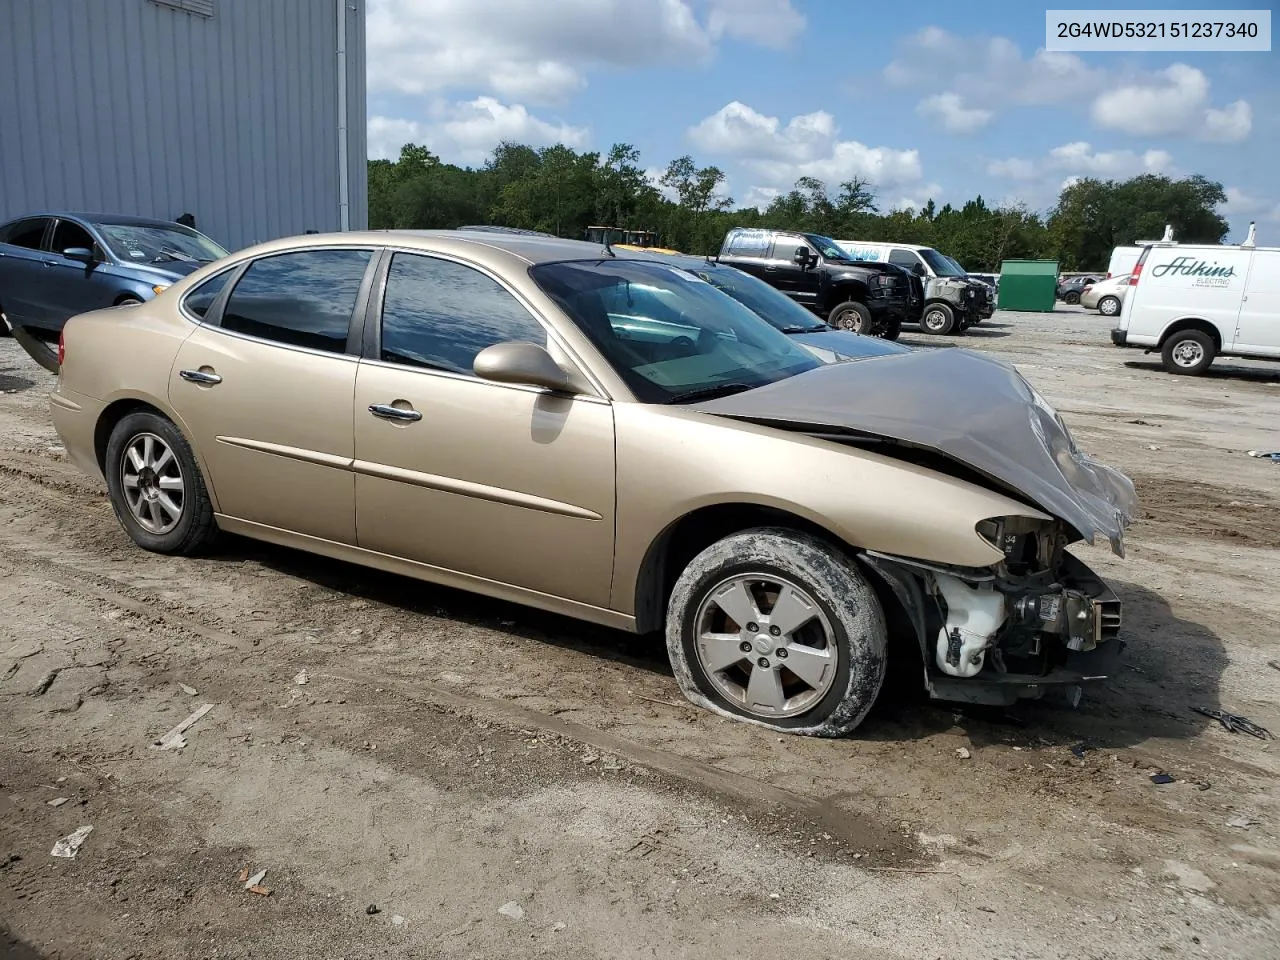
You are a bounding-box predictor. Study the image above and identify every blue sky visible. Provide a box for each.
[365,0,1277,240]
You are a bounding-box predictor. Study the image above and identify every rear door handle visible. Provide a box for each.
[369,403,422,423]
[179,368,222,385]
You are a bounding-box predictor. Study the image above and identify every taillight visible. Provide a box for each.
[1127,263,1142,286]
[57,331,65,366]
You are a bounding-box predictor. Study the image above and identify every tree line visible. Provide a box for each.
[368,140,1230,272]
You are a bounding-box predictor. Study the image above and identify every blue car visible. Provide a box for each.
[0,212,229,372]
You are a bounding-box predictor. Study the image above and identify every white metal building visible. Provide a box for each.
[0,0,368,251]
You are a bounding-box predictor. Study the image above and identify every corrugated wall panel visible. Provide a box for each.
[0,0,368,251]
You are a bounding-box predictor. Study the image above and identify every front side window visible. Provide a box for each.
[803,234,848,260]
[531,259,821,404]
[919,248,966,277]
[0,218,49,250]
[95,221,229,266]
[888,249,920,269]
[50,220,98,258]
[379,253,547,374]
[221,249,372,353]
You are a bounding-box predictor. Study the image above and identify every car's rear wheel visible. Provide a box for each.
[1098,296,1121,317]
[921,302,956,335]
[1161,329,1215,376]
[105,410,217,554]
[828,300,873,334]
[1063,291,1081,305]
[880,320,902,341]
[666,528,887,737]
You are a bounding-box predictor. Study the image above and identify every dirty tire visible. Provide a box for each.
[665,527,887,737]
[105,410,218,555]
[1063,290,1081,305]
[920,302,956,335]
[881,320,902,342]
[1097,296,1121,317]
[1161,329,1215,376]
[829,300,873,334]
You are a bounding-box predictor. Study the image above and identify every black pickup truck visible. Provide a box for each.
[716,228,921,340]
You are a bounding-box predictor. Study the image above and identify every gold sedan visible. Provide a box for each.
[49,230,1136,736]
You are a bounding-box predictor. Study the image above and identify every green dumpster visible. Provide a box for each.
[996,259,1059,312]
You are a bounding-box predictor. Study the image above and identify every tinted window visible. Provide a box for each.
[379,253,547,374]
[50,220,97,258]
[888,249,919,268]
[183,270,234,319]
[0,218,49,250]
[221,249,371,352]
[771,239,812,262]
[724,229,772,257]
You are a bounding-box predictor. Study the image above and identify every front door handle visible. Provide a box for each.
[369,403,422,422]
[179,368,222,385]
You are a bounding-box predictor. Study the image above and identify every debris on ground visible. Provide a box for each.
[955,747,971,759]
[178,683,197,696]
[366,904,380,915]
[1070,742,1095,759]
[498,900,525,920]
[50,825,93,858]
[1150,773,1175,785]
[1245,449,1280,463]
[391,915,406,926]
[244,869,267,890]
[1268,660,1280,673]
[46,797,68,807]
[551,921,566,932]
[293,670,309,685]
[1226,815,1259,829]
[151,703,214,750]
[237,865,249,883]
[247,884,272,896]
[1192,706,1273,740]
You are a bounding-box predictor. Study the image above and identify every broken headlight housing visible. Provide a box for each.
[976,516,1060,575]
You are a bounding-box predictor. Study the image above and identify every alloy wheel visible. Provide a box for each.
[693,573,837,719]
[120,432,185,534]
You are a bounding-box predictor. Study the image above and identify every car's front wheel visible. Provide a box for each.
[105,410,218,554]
[920,302,956,335]
[828,300,873,334]
[1097,296,1121,317]
[666,528,887,737]
[881,320,902,341]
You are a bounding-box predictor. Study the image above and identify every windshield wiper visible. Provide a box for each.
[153,249,198,264]
[663,382,756,404]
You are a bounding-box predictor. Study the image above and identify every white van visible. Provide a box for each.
[1106,226,1177,279]
[1111,224,1280,375]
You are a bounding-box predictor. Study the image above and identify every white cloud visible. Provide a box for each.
[987,142,1174,184]
[886,28,1251,142]
[1221,186,1280,222]
[368,98,588,166]
[644,166,680,203]
[915,93,992,134]
[706,0,805,48]
[1092,64,1252,142]
[367,0,801,105]
[688,101,924,191]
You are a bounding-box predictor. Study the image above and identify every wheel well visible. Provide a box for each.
[1158,318,1221,352]
[94,399,160,470]
[112,292,142,306]
[823,283,868,311]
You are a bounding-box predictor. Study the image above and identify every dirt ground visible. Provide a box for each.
[2,307,1279,960]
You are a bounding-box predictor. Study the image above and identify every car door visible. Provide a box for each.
[35,218,118,327]
[769,237,818,304]
[0,217,54,330]
[1232,250,1280,354]
[167,246,378,544]
[352,250,616,608]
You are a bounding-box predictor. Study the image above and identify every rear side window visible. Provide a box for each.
[183,270,234,319]
[379,253,547,374]
[221,249,372,353]
[0,218,49,250]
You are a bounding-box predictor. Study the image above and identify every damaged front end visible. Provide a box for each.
[863,523,1124,707]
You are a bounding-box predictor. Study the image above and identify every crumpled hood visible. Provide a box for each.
[693,349,1137,556]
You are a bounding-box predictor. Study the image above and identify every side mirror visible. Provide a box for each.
[911,262,927,276]
[473,341,577,393]
[63,247,95,263]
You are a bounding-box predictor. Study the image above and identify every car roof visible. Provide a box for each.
[6,212,200,229]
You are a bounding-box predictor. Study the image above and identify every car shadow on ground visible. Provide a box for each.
[0,925,44,960]
[0,368,37,393]
[207,539,1229,749]
[212,535,673,677]
[1123,360,1280,385]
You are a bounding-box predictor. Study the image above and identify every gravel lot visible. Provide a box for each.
[2,307,1278,960]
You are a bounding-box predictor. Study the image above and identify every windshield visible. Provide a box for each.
[530,259,821,404]
[920,248,966,277]
[942,254,968,275]
[95,222,228,265]
[684,263,826,333]
[804,234,850,260]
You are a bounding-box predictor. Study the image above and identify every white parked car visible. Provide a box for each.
[1110,224,1280,375]
[1080,274,1129,317]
